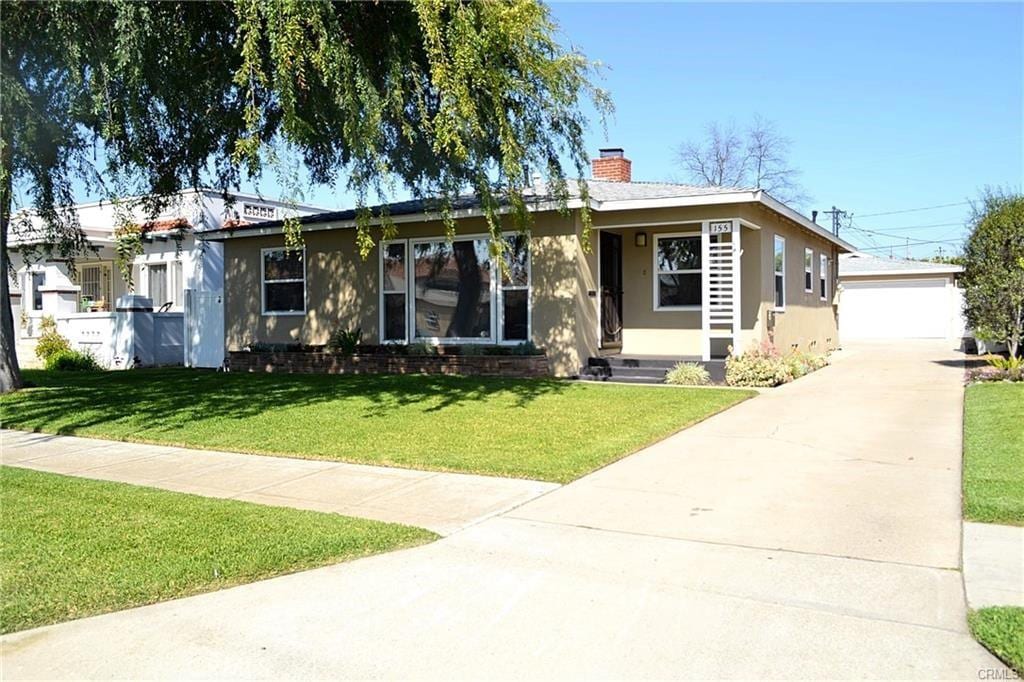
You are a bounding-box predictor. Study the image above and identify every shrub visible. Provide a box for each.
[973,355,1024,382]
[665,362,711,386]
[327,327,362,355]
[408,341,437,356]
[725,342,793,387]
[34,316,72,362]
[45,349,99,371]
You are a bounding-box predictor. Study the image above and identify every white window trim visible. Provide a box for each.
[820,253,828,302]
[379,239,411,344]
[27,268,46,312]
[804,247,814,293]
[498,234,532,343]
[653,231,702,312]
[773,234,786,312]
[405,232,532,345]
[260,247,306,316]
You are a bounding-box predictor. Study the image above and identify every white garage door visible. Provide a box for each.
[840,278,952,339]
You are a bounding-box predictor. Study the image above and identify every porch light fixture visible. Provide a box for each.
[635,231,648,247]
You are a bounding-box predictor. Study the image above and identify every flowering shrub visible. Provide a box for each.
[725,342,828,387]
[665,362,711,386]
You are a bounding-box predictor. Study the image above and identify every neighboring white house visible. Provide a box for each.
[8,189,328,368]
[838,252,966,343]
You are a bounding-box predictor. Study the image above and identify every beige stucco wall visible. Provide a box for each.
[223,213,592,376]
[759,218,840,353]
[222,200,842,377]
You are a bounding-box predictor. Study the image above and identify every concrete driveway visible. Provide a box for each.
[2,341,1004,679]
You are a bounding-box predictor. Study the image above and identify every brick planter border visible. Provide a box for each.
[227,351,550,378]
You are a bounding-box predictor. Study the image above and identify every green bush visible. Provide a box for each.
[34,317,71,362]
[408,341,438,356]
[985,355,1024,381]
[327,327,362,355]
[665,362,711,386]
[45,349,100,372]
[725,342,793,387]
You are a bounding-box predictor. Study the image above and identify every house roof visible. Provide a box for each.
[198,179,856,252]
[839,252,964,277]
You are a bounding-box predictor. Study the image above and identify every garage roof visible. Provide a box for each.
[839,252,963,278]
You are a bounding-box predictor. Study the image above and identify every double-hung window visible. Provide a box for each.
[773,235,786,310]
[819,254,828,301]
[262,248,305,315]
[30,271,45,311]
[499,234,530,341]
[148,263,168,307]
[381,234,531,343]
[654,234,701,310]
[804,248,813,293]
[380,241,408,342]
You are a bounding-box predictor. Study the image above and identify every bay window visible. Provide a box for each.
[380,234,530,343]
[262,248,305,315]
[773,235,786,310]
[654,234,701,310]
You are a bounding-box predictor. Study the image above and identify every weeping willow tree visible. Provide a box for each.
[0,0,610,392]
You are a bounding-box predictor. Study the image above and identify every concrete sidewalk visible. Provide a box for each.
[963,521,1024,608]
[0,430,557,535]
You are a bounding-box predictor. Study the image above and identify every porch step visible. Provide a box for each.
[582,355,728,385]
[578,372,666,385]
[589,355,687,370]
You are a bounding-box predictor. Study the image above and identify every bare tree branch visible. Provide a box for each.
[675,115,809,207]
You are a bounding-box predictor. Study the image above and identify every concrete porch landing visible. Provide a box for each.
[0,430,557,536]
[582,354,726,384]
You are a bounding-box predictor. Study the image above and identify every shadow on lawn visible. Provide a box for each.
[5,368,571,436]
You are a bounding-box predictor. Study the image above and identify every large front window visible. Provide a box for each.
[262,248,305,315]
[381,235,530,343]
[654,234,701,309]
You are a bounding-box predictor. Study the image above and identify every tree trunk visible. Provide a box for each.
[0,133,24,393]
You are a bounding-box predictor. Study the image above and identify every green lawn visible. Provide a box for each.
[969,607,1024,674]
[0,466,435,634]
[963,383,1024,525]
[1,369,753,483]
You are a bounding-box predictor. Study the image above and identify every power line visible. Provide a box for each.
[855,201,971,219]
[853,238,963,252]
[850,221,963,233]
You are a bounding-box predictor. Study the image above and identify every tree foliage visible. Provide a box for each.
[0,0,609,392]
[961,190,1024,358]
[676,116,807,206]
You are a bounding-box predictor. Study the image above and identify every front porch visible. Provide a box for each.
[593,216,759,363]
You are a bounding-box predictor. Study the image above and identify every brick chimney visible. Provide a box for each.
[591,148,631,183]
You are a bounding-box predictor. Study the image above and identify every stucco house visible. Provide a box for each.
[838,252,966,343]
[8,190,327,368]
[201,150,855,377]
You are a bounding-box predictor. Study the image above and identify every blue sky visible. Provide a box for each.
[545,1,1023,258]
[64,2,1022,259]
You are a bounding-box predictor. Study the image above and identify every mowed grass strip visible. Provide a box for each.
[969,607,1024,674]
[0,466,436,634]
[2,369,754,483]
[963,383,1024,526]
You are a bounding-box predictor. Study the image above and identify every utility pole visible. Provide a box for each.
[820,206,850,237]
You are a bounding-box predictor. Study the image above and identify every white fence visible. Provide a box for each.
[56,297,186,370]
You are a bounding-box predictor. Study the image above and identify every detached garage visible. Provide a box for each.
[838,253,965,341]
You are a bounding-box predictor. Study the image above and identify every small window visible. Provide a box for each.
[773,235,786,310]
[380,241,407,342]
[169,260,184,309]
[262,248,305,315]
[804,248,813,292]
[500,234,530,341]
[148,263,168,307]
[820,254,828,301]
[655,234,702,309]
[30,271,45,311]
